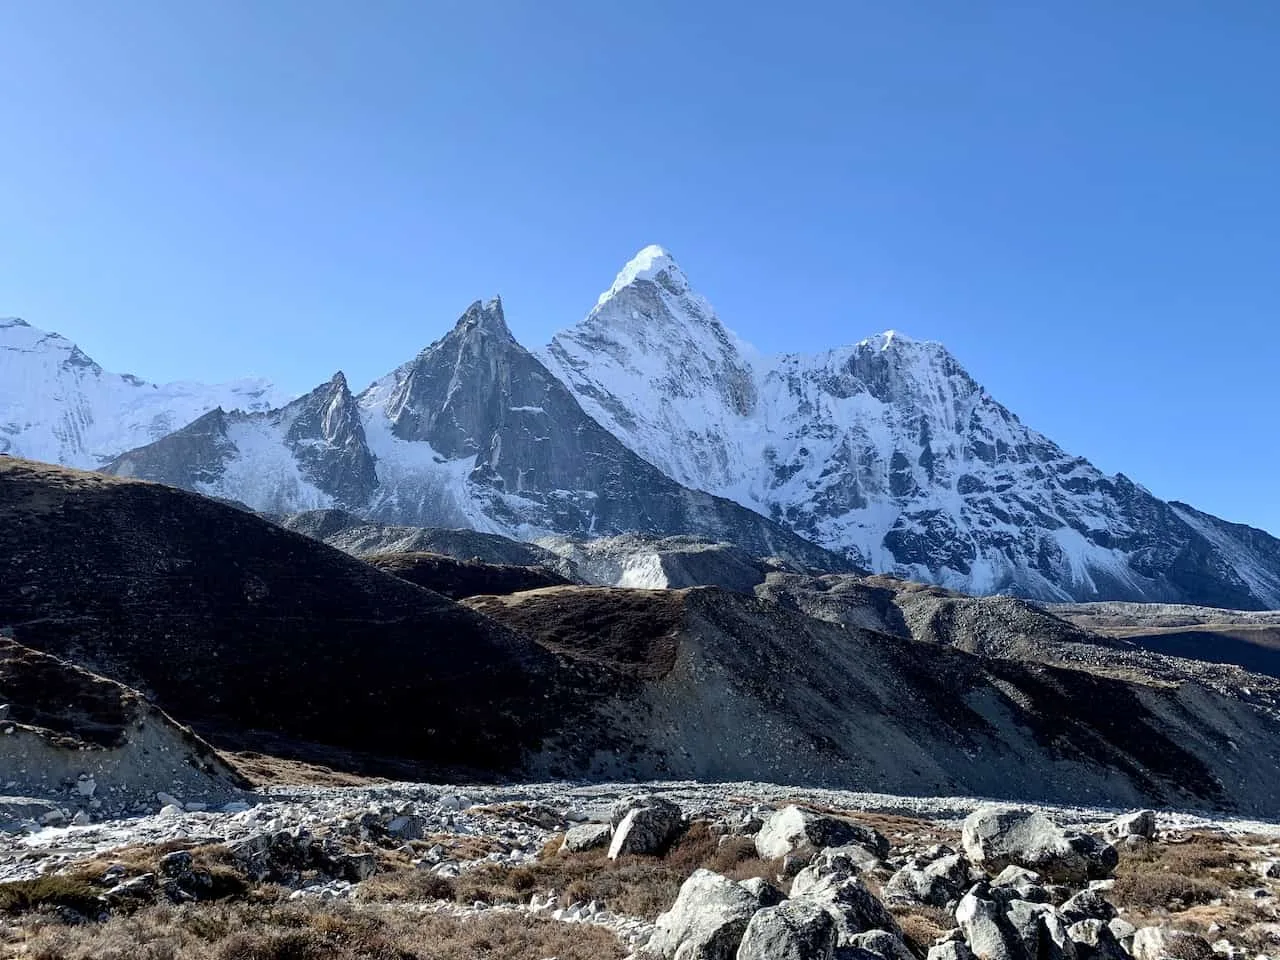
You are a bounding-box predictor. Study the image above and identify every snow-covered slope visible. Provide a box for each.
[103,300,848,574]
[542,247,1280,608]
[0,317,284,467]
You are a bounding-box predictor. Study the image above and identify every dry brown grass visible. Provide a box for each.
[0,843,254,924]
[358,868,457,904]
[1112,831,1259,914]
[362,821,783,920]
[220,750,387,787]
[422,833,509,862]
[0,876,103,917]
[17,899,626,960]
[892,904,951,954]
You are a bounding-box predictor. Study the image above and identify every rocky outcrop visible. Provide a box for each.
[0,632,246,816]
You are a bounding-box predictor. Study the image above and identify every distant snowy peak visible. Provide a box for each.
[597,244,690,304]
[541,246,1280,608]
[0,316,285,468]
[541,246,760,491]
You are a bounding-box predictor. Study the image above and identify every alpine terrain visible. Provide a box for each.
[543,246,1280,607]
[0,316,284,467]
[6,247,1280,606]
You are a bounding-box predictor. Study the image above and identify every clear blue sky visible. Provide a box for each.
[2,2,1278,533]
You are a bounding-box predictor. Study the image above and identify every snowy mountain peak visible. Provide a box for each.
[598,244,689,305]
[861,329,920,351]
[0,317,30,329]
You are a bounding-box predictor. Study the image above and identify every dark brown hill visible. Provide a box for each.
[366,551,570,599]
[468,584,1280,815]
[0,458,556,775]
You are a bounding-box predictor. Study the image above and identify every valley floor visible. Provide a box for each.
[5,780,1280,958]
[8,780,1280,885]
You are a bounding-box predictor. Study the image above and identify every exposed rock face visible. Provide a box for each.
[107,372,376,513]
[365,551,570,599]
[103,299,849,574]
[0,633,246,810]
[542,247,1280,608]
[12,248,1280,607]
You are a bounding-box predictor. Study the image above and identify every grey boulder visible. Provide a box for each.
[885,853,974,907]
[791,861,900,945]
[561,822,613,853]
[756,806,889,861]
[1005,899,1076,960]
[927,944,976,960]
[649,868,761,960]
[1129,927,1213,960]
[846,930,917,960]
[955,889,1017,960]
[1059,889,1116,925]
[962,809,1117,884]
[1067,920,1128,960]
[609,797,683,859]
[736,898,837,960]
[1099,811,1155,843]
